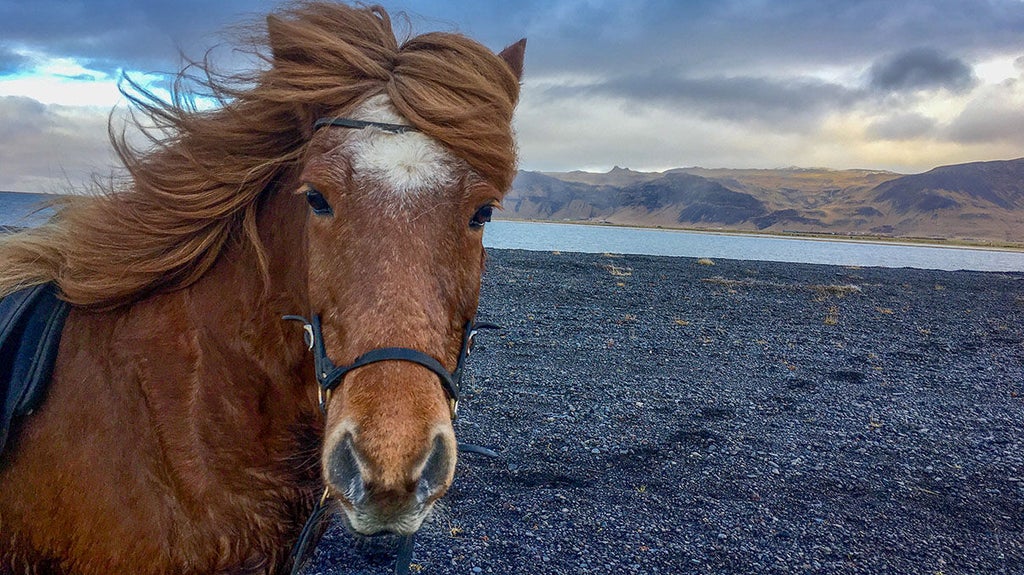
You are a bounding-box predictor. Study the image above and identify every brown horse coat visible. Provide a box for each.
[2,193,320,573]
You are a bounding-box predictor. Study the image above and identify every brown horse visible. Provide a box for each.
[0,3,524,574]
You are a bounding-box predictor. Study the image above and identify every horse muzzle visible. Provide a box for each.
[326,431,455,536]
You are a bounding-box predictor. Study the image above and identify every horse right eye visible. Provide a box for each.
[469,205,493,229]
[304,185,334,216]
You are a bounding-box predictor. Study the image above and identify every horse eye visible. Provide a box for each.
[469,205,493,229]
[304,185,333,216]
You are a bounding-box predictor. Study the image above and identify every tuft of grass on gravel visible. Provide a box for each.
[824,305,840,325]
[701,276,862,298]
[603,264,633,276]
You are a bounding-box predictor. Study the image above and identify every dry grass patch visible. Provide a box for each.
[824,305,840,325]
[603,264,633,277]
[701,276,862,298]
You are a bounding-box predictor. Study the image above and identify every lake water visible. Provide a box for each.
[483,220,1024,272]
[0,191,56,228]
[1,192,1021,272]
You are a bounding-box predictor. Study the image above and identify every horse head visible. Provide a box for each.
[288,35,526,536]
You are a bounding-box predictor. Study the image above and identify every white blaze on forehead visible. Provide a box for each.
[345,95,457,199]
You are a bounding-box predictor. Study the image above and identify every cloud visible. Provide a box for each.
[868,48,977,94]
[944,80,1024,145]
[541,73,862,130]
[866,112,938,141]
[0,95,47,138]
[0,96,116,192]
[4,0,1024,180]
[0,0,285,74]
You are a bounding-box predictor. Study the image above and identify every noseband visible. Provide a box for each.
[283,314,489,419]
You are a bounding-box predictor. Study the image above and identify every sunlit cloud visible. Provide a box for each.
[0,49,173,108]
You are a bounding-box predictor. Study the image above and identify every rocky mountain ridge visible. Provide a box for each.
[504,158,1024,244]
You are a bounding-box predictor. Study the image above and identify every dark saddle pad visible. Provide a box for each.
[0,283,70,457]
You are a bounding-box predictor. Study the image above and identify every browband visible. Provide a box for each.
[313,117,417,134]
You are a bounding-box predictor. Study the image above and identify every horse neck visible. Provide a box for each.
[170,184,319,468]
[188,184,310,371]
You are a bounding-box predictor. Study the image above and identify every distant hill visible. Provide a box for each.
[503,159,1024,244]
[874,158,1024,211]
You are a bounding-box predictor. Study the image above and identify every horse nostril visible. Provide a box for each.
[328,434,366,505]
[416,435,453,504]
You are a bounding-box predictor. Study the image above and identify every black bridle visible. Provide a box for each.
[312,117,417,134]
[286,116,498,575]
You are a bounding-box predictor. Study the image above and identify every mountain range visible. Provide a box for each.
[503,158,1024,244]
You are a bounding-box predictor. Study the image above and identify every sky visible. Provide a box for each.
[2,0,1024,192]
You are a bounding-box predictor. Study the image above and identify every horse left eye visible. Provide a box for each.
[469,205,493,229]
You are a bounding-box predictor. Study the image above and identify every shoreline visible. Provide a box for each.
[494,217,1024,253]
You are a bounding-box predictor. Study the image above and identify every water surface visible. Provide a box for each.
[484,220,1024,272]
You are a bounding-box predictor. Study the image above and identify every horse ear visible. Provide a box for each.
[498,39,526,80]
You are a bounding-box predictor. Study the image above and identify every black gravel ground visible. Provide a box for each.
[304,248,1024,575]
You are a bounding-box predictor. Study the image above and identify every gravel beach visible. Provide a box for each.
[304,248,1024,575]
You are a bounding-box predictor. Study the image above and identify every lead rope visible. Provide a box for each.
[285,317,499,575]
[289,488,330,575]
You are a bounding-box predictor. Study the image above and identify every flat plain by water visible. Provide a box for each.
[305,248,1023,575]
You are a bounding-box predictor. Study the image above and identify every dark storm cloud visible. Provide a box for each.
[514,0,1024,80]
[0,1,1013,70]
[2,0,1023,82]
[0,0,285,73]
[549,73,862,129]
[868,48,977,94]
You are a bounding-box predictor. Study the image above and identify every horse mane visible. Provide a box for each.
[0,2,520,308]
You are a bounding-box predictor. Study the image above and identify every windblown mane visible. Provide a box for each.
[0,2,520,307]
